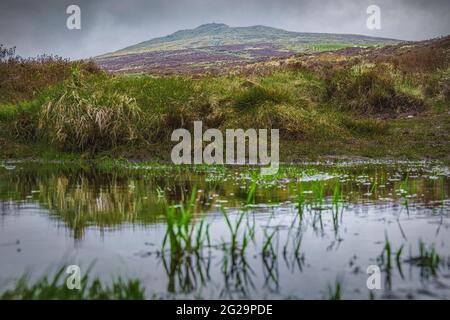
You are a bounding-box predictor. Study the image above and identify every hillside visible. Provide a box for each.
[1,34,448,161]
[95,23,399,74]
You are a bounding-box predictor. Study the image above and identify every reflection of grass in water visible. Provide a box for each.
[1,163,448,299]
[332,181,344,232]
[262,228,278,258]
[327,280,342,300]
[220,179,256,256]
[222,208,247,255]
[377,234,405,289]
[378,235,443,290]
[0,165,182,239]
[297,182,305,221]
[160,181,262,296]
[1,161,447,211]
[162,251,212,294]
[158,188,215,294]
[407,241,441,277]
[0,267,144,300]
[220,249,255,298]
[38,174,167,239]
[219,180,260,297]
[162,187,210,256]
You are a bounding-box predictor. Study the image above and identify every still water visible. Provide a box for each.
[0,160,449,299]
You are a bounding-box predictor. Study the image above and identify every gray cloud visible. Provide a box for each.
[1,0,449,59]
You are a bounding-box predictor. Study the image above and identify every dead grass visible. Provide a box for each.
[38,76,144,152]
[0,44,101,104]
[323,63,427,117]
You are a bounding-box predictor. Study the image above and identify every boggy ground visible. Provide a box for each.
[0,36,449,163]
[0,160,449,299]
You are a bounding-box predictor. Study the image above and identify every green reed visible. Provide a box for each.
[328,280,342,300]
[408,241,441,276]
[162,187,208,256]
[1,266,145,300]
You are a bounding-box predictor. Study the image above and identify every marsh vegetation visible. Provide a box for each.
[0,160,449,299]
[0,32,449,301]
[0,36,449,160]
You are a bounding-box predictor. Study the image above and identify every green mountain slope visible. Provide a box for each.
[96,23,400,74]
[109,23,398,56]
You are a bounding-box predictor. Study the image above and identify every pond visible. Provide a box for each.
[0,160,449,299]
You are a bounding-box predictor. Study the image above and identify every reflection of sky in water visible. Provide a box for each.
[0,162,449,299]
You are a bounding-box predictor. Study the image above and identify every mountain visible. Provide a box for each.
[95,23,399,74]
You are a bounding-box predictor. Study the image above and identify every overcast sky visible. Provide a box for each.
[1,0,449,59]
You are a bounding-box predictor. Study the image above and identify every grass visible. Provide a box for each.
[377,236,442,284]
[221,180,257,256]
[407,241,441,276]
[262,228,278,257]
[323,63,426,116]
[331,181,343,231]
[380,235,393,272]
[327,281,342,300]
[339,115,388,136]
[297,182,305,221]
[312,180,325,210]
[1,160,448,299]
[234,85,291,111]
[39,75,144,152]
[1,267,145,300]
[378,234,405,275]
[0,39,449,162]
[307,43,357,52]
[221,208,247,254]
[162,187,207,256]
[0,47,101,105]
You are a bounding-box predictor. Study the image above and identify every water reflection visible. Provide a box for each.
[0,161,449,299]
[0,163,447,240]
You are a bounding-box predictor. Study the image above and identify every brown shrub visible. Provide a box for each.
[38,84,144,152]
[323,64,426,117]
[381,45,449,74]
[0,45,102,104]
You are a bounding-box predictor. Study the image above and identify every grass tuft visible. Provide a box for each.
[1,267,145,300]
